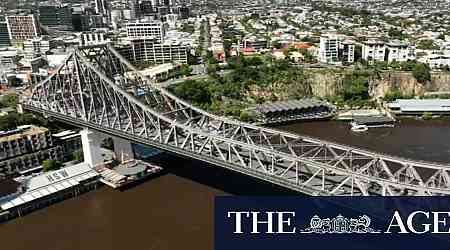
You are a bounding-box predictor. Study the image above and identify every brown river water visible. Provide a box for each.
[1,119,450,250]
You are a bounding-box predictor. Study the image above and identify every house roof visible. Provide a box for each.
[294,42,312,49]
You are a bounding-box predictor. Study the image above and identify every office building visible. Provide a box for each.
[72,12,90,32]
[138,0,156,17]
[0,22,10,47]
[95,0,108,15]
[79,32,110,46]
[128,38,188,64]
[126,20,167,43]
[178,6,190,19]
[5,15,40,42]
[23,37,55,56]
[39,4,73,31]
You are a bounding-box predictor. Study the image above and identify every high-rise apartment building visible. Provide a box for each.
[319,35,339,63]
[5,15,40,42]
[362,40,386,62]
[319,35,354,64]
[339,40,355,63]
[386,41,416,62]
[0,125,63,177]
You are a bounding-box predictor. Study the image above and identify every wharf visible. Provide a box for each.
[95,160,163,189]
[352,116,395,127]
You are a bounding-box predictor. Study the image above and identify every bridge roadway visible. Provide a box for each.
[21,44,450,196]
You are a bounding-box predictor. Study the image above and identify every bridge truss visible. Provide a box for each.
[22,44,450,196]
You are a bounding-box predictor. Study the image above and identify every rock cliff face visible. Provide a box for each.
[306,69,450,99]
[369,72,450,98]
[307,69,345,98]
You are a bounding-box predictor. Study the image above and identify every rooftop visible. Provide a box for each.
[114,162,147,176]
[1,163,98,210]
[256,98,330,114]
[388,99,450,112]
[0,125,48,143]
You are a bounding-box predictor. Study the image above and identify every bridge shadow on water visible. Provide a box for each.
[142,152,302,196]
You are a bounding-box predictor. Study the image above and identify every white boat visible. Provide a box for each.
[351,124,368,132]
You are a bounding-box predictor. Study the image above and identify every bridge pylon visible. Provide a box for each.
[81,129,104,168]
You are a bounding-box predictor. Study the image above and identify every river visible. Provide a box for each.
[1,119,449,250]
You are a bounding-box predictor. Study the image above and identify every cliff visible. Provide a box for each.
[306,69,450,99]
[369,71,450,98]
[307,69,345,98]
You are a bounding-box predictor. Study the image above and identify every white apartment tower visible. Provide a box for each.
[362,40,386,62]
[319,35,339,63]
[386,42,416,62]
[319,35,355,63]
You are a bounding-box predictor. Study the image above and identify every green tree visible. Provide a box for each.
[0,93,18,108]
[72,149,84,162]
[187,53,199,65]
[180,64,193,76]
[422,112,433,120]
[416,39,440,50]
[239,110,251,122]
[412,63,431,83]
[383,89,410,102]
[42,160,63,172]
[388,28,407,40]
[243,56,263,67]
[173,80,212,105]
[341,71,370,101]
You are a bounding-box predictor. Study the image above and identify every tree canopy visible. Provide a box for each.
[412,63,431,83]
[180,64,193,76]
[170,56,312,118]
[42,160,63,172]
[0,93,18,108]
[416,39,440,50]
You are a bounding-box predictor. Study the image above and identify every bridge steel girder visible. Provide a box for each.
[22,44,450,196]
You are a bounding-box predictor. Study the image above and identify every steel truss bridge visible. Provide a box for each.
[22,44,450,196]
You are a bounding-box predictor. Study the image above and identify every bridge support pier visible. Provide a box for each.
[80,129,104,168]
[112,136,134,163]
